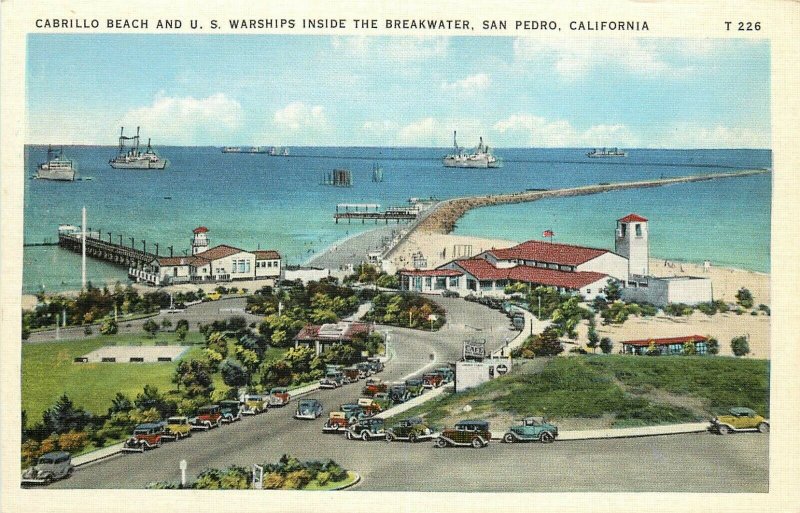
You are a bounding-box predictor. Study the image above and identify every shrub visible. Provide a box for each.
[706,337,719,355]
[735,288,754,309]
[664,303,693,317]
[315,471,331,486]
[731,336,750,357]
[84,326,93,336]
[600,337,614,354]
[283,469,313,489]
[57,430,89,452]
[263,472,285,489]
[758,304,770,316]
[100,318,118,335]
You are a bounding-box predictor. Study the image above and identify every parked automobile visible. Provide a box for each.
[511,313,526,330]
[434,366,455,383]
[319,371,346,389]
[322,411,351,433]
[219,400,244,423]
[268,387,291,407]
[123,422,167,452]
[205,292,222,301]
[362,378,387,397]
[339,402,366,422]
[21,452,74,485]
[346,418,386,441]
[405,378,425,397]
[372,392,393,411]
[242,394,269,415]
[390,383,411,403]
[191,405,223,429]
[294,398,323,420]
[422,373,444,389]
[502,417,558,443]
[441,290,460,298]
[434,420,490,448]
[343,366,361,383]
[710,407,769,435]
[366,358,384,374]
[163,416,192,441]
[356,362,373,378]
[386,417,435,443]
[357,397,384,417]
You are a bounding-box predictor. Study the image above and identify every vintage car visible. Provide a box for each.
[356,362,373,379]
[205,292,222,301]
[389,383,411,403]
[372,393,393,411]
[339,403,366,422]
[362,378,388,397]
[294,398,324,420]
[268,387,291,407]
[434,420,490,448]
[357,397,385,417]
[123,422,167,452]
[242,394,269,415]
[191,404,223,429]
[322,411,352,433]
[21,452,74,485]
[710,407,770,435]
[163,416,192,440]
[502,417,558,443]
[385,417,435,442]
[366,358,384,374]
[434,366,455,383]
[219,400,244,423]
[346,417,387,441]
[319,371,346,389]
[422,373,444,389]
[343,366,361,383]
[405,378,425,397]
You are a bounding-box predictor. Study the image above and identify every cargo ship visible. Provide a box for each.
[587,147,628,158]
[35,146,77,181]
[442,131,500,168]
[109,127,169,169]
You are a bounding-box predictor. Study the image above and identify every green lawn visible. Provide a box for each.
[22,332,205,421]
[391,355,769,429]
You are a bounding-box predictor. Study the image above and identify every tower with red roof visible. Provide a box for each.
[191,226,210,255]
[615,214,649,276]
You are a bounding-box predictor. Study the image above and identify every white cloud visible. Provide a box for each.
[441,73,491,94]
[273,102,329,131]
[398,117,438,146]
[397,117,488,147]
[121,92,243,145]
[330,36,449,61]
[493,114,639,147]
[659,123,770,149]
[513,38,689,78]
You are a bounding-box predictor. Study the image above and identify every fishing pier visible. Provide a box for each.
[57,226,169,270]
[334,203,419,224]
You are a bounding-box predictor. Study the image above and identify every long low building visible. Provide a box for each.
[621,335,711,355]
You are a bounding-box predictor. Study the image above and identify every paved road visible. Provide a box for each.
[44,298,768,492]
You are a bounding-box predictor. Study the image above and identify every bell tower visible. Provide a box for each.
[615,214,649,277]
[192,226,209,255]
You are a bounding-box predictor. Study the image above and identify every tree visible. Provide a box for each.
[220,358,250,388]
[142,319,160,338]
[603,280,622,302]
[261,360,293,388]
[42,394,92,435]
[587,318,599,353]
[600,337,614,354]
[735,288,754,309]
[706,336,719,355]
[731,335,750,357]
[135,385,174,417]
[176,323,189,341]
[108,392,133,415]
[521,326,563,357]
[174,359,215,398]
[551,296,587,339]
[176,319,190,332]
[100,318,118,335]
[161,318,173,330]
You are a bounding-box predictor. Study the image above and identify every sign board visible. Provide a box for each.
[495,364,509,375]
[463,339,486,361]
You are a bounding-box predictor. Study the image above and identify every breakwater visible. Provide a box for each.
[415,169,770,235]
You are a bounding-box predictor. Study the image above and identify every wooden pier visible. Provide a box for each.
[58,231,158,269]
[333,203,418,224]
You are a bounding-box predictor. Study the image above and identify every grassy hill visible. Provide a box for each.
[392,355,769,430]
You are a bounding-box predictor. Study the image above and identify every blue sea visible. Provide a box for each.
[23,146,771,293]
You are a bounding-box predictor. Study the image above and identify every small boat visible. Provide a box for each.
[587,147,628,158]
[35,146,77,181]
[222,146,242,153]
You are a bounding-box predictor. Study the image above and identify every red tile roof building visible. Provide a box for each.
[294,322,374,356]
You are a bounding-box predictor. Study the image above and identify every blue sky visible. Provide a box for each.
[26,35,770,148]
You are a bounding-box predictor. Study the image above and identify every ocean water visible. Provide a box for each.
[22,146,771,293]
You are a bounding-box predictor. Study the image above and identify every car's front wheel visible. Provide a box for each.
[435,438,448,448]
[758,422,769,434]
[539,432,555,444]
[409,433,418,443]
[503,433,516,444]
[471,437,484,449]
[361,431,369,441]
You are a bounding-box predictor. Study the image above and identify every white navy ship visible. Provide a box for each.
[35,146,76,181]
[587,147,628,158]
[442,131,500,168]
[109,127,169,169]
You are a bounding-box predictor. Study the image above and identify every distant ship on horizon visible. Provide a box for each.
[587,147,628,158]
[443,131,500,168]
[109,127,169,169]
[269,146,289,156]
[35,145,77,181]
